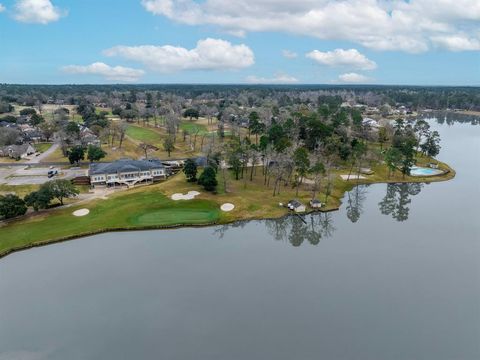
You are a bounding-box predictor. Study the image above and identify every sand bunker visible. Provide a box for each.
[171,191,201,200]
[340,174,367,181]
[220,203,235,212]
[73,209,90,217]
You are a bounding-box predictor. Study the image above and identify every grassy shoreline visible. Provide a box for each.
[0,159,455,260]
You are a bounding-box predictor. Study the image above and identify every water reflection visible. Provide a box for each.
[419,111,480,125]
[265,213,335,247]
[214,213,336,247]
[345,185,368,223]
[378,183,424,222]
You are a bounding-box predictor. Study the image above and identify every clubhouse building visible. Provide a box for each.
[89,159,167,187]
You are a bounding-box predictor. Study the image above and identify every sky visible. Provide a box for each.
[0,0,479,85]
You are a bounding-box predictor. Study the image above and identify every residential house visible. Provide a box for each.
[89,158,167,187]
[79,125,101,146]
[20,124,46,143]
[23,129,46,143]
[0,144,36,159]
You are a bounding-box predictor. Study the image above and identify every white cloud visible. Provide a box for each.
[13,0,65,24]
[62,62,145,82]
[306,49,377,70]
[282,50,298,59]
[104,38,254,72]
[0,4,6,12]
[337,72,371,83]
[141,0,480,53]
[245,73,299,84]
[431,34,480,51]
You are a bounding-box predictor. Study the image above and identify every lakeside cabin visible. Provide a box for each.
[309,199,323,209]
[288,200,306,213]
[89,159,167,188]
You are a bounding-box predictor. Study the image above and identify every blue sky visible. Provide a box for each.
[0,0,479,85]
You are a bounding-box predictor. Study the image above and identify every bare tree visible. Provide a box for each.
[117,121,128,148]
[138,143,158,159]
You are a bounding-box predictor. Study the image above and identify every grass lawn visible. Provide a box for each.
[0,184,40,197]
[95,107,112,115]
[180,121,208,134]
[125,124,204,158]
[126,125,162,144]
[0,186,220,257]
[34,143,53,153]
[42,146,66,162]
[0,157,18,164]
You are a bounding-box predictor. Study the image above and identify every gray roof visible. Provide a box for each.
[1,144,34,155]
[89,159,164,176]
[288,199,304,208]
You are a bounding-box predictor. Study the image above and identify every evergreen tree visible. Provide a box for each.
[43,179,79,205]
[198,166,218,192]
[0,194,27,219]
[87,145,107,162]
[24,188,53,211]
[68,146,85,164]
[183,159,198,182]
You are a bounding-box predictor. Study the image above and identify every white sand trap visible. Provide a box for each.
[171,191,201,200]
[171,193,185,200]
[73,209,90,217]
[221,203,235,212]
[340,174,367,181]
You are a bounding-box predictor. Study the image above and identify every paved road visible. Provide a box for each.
[29,142,60,164]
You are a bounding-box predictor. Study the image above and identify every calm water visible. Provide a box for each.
[1,113,479,360]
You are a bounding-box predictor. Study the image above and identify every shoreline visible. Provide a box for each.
[0,162,456,261]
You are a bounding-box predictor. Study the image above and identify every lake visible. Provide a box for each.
[1,113,479,360]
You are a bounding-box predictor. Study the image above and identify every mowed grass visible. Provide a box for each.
[126,125,162,144]
[180,121,208,134]
[0,186,220,257]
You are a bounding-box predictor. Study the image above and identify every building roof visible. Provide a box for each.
[1,144,34,155]
[89,159,164,176]
[288,199,305,208]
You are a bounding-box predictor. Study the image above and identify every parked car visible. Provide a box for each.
[47,170,58,178]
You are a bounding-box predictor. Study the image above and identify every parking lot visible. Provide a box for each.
[0,166,87,186]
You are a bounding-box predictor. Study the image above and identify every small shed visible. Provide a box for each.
[309,199,322,209]
[288,199,306,213]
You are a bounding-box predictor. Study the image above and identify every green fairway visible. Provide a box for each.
[0,187,220,257]
[180,121,208,134]
[126,125,161,143]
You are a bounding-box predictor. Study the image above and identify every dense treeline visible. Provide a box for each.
[1,84,479,110]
